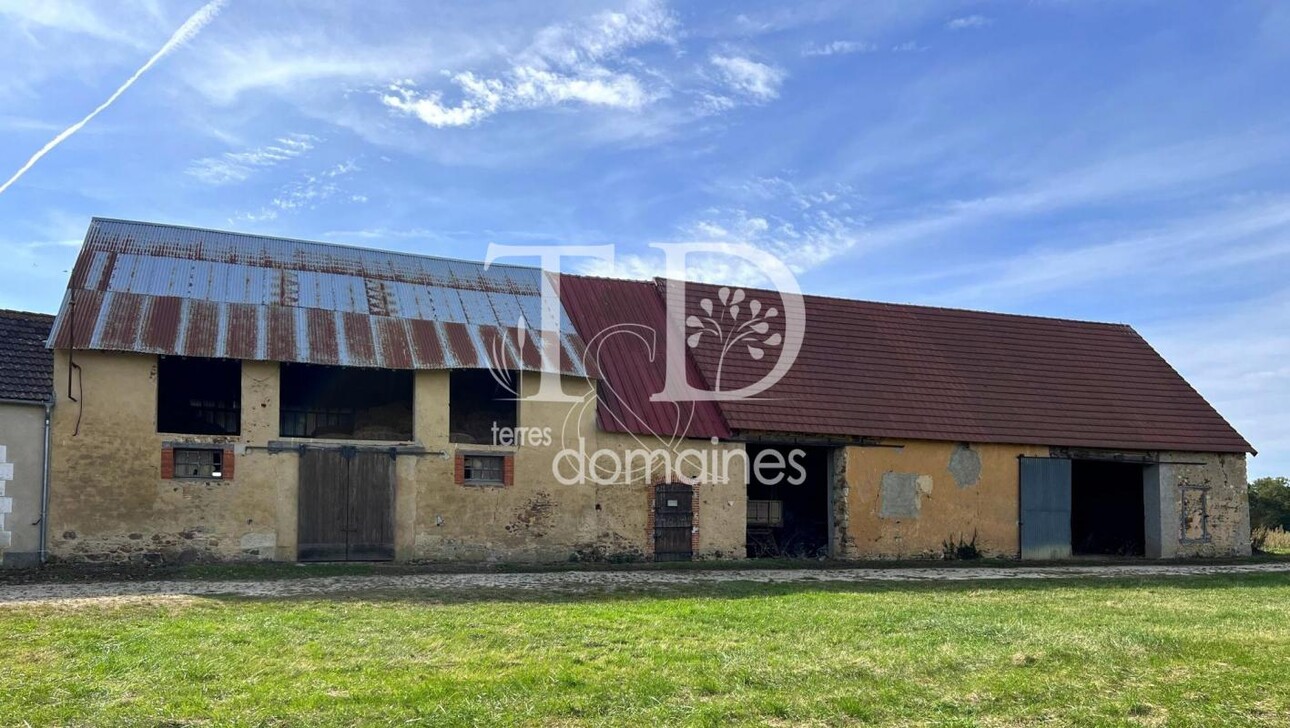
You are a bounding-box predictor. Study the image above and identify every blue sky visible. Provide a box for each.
[1,0,1286,476]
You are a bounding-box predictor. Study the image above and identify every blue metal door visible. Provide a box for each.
[1019,457,1072,560]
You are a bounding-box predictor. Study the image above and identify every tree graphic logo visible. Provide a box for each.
[684,286,783,391]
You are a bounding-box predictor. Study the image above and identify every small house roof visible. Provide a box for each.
[0,309,54,403]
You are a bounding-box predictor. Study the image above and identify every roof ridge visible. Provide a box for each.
[85,221,1132,330]
[0,308,56,320]
[89,217,546,274]
[653,276,1136,330]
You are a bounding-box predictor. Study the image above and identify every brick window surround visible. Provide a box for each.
[645,481,700,559]
[161,443,235,481]
[454,452,515,487]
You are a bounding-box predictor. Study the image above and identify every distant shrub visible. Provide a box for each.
[1248,477,1290,555]
[1250,477,1290,532]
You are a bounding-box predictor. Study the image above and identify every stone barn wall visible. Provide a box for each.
[47,352,746,564]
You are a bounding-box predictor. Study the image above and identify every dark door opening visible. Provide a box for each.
[653,484,693,561]
[746,444,831,558]
[298,448,395,561]
[1071,460,1146,556]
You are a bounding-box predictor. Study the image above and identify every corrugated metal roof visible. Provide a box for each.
[669,279,1254,454]
[48,218,590,376]
[558,275,729,440]
[0,309,53,402]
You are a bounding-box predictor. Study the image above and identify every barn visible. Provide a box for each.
[41,218,1253,564]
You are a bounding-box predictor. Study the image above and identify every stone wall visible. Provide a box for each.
[1149,452,1250,557]
[48,353,294,564]
[45,349,1250,564]
[843,440,1048,558]
[404,370,746,563]
[47,352,747,564]
[843,439,1251,560]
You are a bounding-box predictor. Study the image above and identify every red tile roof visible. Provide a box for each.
[668,280,1252,454]
[558,275,729,440]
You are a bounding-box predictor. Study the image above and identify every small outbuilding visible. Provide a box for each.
[0,309,54,568]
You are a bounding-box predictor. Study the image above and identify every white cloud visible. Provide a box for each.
[523,0,677,67]
[383,0,675,128]
[694,92,738,116]
[802,40,877,57]
[190,45,445,105]
[846,133,1290,258]
[911,196,1290,307]
[0,0,164,49]
[383,68,653,129]
[891,41,927,52]
[581,177,861,287]
[273,161,359,211]
[709,55,786,101]
[947,15,992,31]
[187,133,318,184]
[234,160,362,222]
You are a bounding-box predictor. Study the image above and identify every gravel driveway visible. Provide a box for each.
[3,562,1288,605]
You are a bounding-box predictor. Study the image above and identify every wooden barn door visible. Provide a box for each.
[653,484,694,562]
[298,448,394,562]
[298,449,349,561]
[346,451,395,561]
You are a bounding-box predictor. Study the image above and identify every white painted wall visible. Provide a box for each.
[0,403,46,567]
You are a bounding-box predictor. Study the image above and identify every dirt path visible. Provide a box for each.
[2,562,1288,605]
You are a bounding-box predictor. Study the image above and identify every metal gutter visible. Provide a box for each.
[0,397,48,407]
[38,401,52,565]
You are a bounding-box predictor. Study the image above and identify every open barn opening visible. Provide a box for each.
[157,356,241,435]
[746,444,832,558]
[1071,460,1147,556]
[449,369,517,444]
[279,363,413,441]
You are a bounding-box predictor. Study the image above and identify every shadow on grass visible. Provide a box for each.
[7,552,1290,587]
[190,570,1290,609]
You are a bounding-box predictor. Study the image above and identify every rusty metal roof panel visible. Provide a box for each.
[48,218,588,376]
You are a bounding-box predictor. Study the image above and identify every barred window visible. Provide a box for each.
[174,448,223,479]
[463,455,504,485]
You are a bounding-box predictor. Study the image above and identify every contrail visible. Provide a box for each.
[0,0,227,196]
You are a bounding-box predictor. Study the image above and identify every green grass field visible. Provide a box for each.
[3,574,1289,726]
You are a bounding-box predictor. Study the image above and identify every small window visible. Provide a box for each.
[463,455,505,485]
[157,357,241,435]
[174,448,223,479]
[450,369,518,444]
